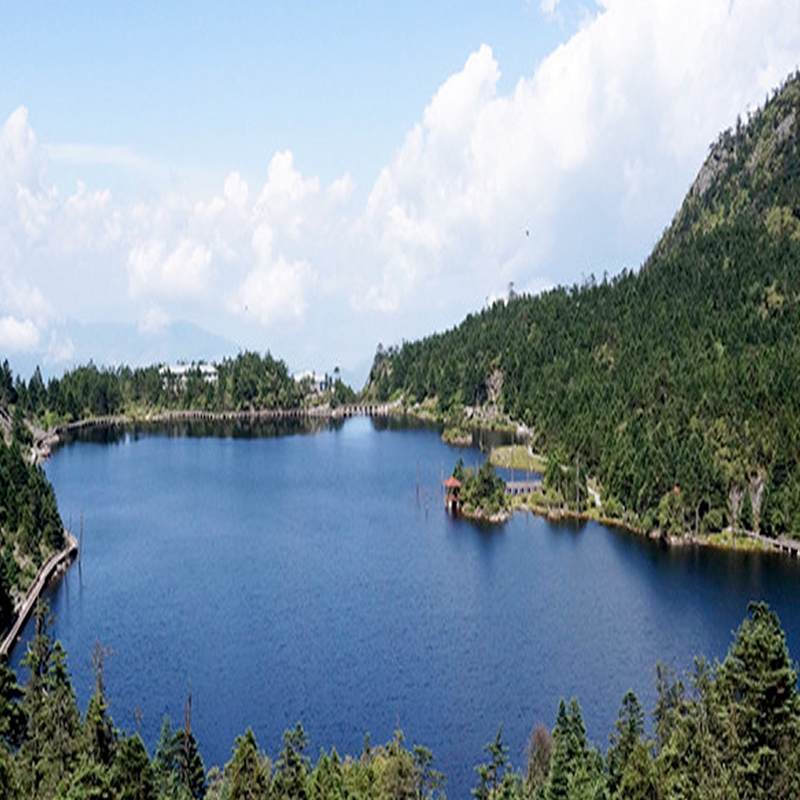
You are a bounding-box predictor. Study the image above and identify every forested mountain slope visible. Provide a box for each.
[367,72,800,539]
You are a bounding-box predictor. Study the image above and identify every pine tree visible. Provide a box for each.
[82,640,116,767]
[545,737,569,800]
[110,734,157,800]
[606,691,644,795]
[473,725,510,800]
[273,722,310,800]
[715,602,800,797]
[0,655,25,749]
[227,727,270,800]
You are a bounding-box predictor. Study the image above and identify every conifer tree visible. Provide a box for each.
[82,640,116,767]
[606,691,644,795]
[227,727,270,800]
[110,734,157,800]
[715,602,800,797]
[273,722,310,800]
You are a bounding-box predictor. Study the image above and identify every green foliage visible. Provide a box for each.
[110,734,157,800]
[7,351,331,426]
[472,725,512,800]
[0,655,25,749]
[606,691,645,795]
[226,728,270,800]
[0,434,65,626]
[715,601,800,797]
[82,642,116,767]
[461,460,508,517]
[272,722,310,800]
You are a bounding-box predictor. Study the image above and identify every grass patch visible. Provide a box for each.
[705,531,772,551]
[490,445,546,473]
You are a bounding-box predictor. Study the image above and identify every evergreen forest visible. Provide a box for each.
[366,72,800,540]
[0,351,354,429]
[0,426,64,634]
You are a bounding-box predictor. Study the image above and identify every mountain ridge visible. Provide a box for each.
[368,70,800,539]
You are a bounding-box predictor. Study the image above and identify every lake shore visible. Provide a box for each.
[37,405,795,558]
[0,532,78,656]
[32,402,404,464]
[409,402,794,559]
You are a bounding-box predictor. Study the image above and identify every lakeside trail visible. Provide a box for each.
[30,402,402,464]
[0,533,78,656]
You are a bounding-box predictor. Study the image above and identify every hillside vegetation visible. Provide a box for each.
[0,410,64,634]
[1,352,355,428]
[367,72,800,540]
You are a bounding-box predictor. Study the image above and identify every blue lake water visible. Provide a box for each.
[11,417,800,798]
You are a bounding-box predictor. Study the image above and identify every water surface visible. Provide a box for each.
[12,418,800,798]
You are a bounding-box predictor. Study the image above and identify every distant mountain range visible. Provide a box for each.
[8,320,239,380]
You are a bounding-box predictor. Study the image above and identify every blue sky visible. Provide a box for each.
[2,0,800,383]
[3,2,572,196]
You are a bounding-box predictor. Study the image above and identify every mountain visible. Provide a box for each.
[368,71,800,539]
[8,320,240,381]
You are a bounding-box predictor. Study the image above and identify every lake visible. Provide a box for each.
[11,416,800,798]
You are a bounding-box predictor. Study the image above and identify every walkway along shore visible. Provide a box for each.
[0,533,79,656]
[32,402,401,463]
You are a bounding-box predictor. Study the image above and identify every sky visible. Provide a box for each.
[2,0,800,383]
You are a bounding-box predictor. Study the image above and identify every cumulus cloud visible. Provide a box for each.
[230,258,315,325]
[0,107,43,209]
[0,316,40,352]
[354,0,800,313]
[0,271,52,327]
[128,239,212,299]
[224,171,249,208]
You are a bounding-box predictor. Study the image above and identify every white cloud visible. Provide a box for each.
[44,142,153,170]
[230,257,315,325]
[252,223,274,262]
[354,0,800,313]
[44,330,76,365]
[0,271,52,327]
[0,316,40,352]
[128,239,212,300]
[0,107,43,210]
[327,173,355,205]
[256,150,320,210]
[224,171,249,208]
[539,0,562,13]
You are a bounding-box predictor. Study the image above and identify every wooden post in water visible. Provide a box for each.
[79,511,83,569]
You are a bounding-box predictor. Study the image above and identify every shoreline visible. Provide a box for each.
[510,500,790,556]
[0,533,79,656]
[35,405,799,559]
[32,402,403,464]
